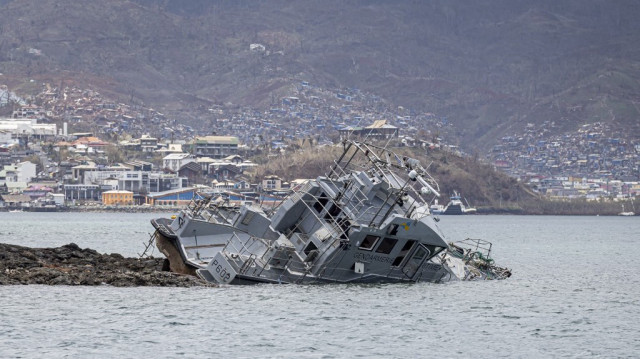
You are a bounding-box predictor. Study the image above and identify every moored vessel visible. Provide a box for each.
[441,191,476,215]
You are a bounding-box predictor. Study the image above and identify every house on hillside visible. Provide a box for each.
[178,161,203,185]
[162,153,195,172]
[156,143,183,154]
[338,120,398,140]
[1,161,37,184]
[71,137,111,153]
[210,163,243,181]
[223,154,244,164]
[262,175,283,191]
[140,135,159,152]
[192,136,239,159]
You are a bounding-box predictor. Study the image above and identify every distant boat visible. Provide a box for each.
[618,204,635,216]
[429,199,445,214]
[442,191,476,215]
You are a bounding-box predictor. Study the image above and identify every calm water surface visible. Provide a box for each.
[1,212,639,358]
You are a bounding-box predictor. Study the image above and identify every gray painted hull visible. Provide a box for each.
[151,141,511,285]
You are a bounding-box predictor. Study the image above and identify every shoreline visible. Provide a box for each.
[0,203,636,216]
[0,205,180,213]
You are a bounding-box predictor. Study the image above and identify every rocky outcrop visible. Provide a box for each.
[0,243,212,287]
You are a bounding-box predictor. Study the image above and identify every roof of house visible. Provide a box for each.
[367,120,398,129]
[163,153,192,160]
[102,190,134,194]
[0,194,32,203]
[179,161,202,173]
[146,186,207,198]
[224,154,243,161]
[194,136,239,145]
[196,157,216,163]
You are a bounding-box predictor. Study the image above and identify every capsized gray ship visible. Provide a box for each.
[151,140,511,284]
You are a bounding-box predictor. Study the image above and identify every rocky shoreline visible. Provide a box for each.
[0,242,212,287]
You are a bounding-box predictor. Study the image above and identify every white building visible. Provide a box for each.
[0,118,56,140]
[82,168,187,193]
[0,161,37,192]
[163,153,195,172]
[0,129,15,145]
[140,135,159,153]
[1,161,37,184]
[193,136,239,159]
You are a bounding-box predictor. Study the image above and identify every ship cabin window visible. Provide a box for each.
[240,211,255,225]
[422,245,444,260]
[387,224,399,236]
[359,235,380,251]
[413,246,428,261]
[375,237,398,254]
[304,241,318,256]
[324,203,342,221]
[327,204,342,218]
[313,193,329,213]
[392,240,416,266]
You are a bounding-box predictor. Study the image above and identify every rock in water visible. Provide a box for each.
[0,242,213,287]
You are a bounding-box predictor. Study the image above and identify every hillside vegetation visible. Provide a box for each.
[251,142,635,215]
[1,1,640,149]
[251,143,534,208]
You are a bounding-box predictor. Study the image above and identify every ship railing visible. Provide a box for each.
[320,172,397,227]
[184,192,218,219]
[319,169,387,228]
[327,141,439,224]
[220,232,273,276]
[205,202,236,224]
[328,141,387,181]
[450,238,494,262]
[222,232,267,257]
[268,191,354,280]
[281,181,353,243]
[341,140,441,194]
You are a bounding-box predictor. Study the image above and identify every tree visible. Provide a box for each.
[105,145,124,164]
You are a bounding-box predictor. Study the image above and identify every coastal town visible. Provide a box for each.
[1,81,639,211]
[489,120,640,199]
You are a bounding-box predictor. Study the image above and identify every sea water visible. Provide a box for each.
[1,212,639,358]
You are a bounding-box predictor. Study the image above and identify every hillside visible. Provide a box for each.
[251,143,636,215]
[251,143,534,208]
[1,0,640,150]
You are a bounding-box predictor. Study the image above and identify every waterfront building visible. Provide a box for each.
[102,190,134,205]
[145,187,205,207]
[63,184,101,202]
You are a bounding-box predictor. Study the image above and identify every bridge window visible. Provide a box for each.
[392,240,416,266]
[304,241,318,256]
[359,235,379,251]
[375,238,398,254]
[326,204,342,218]
[313,193,328,213]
